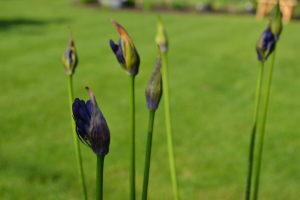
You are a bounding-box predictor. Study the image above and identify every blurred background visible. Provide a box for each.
[1,0,300,199]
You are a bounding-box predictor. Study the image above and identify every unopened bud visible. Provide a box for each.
[145,46,162,110]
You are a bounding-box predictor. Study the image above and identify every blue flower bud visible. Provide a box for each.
[145,46,162,110]
[72,87,110,155]
[256,25,276,61]
[62,28,78,75]
[109,19,140,76]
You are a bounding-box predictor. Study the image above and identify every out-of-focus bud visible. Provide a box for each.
[145,46,162,111]
[256,25,276,61]
[109,19,140,76]
[155,17,168,52]
[72,87,110,155]
[62,28,78,75]
[271,2,282,41]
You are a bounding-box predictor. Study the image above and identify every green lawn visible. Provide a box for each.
[1,0,300,199]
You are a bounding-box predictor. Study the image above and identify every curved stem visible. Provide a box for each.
[253,48,277,200]
[142,110,156,200]
[129,75,136,200]
[68,75,87,200]
[96,155,105,200]
[161,52,180,200]
[245,61,264,200]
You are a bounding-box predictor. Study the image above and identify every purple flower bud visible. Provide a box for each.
[109,19,140,76]
[145,47,162,110]
[72,87,110,155]
[62,28,78,75]
[256,25,276,61]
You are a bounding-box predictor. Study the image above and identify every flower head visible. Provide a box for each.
[72,87,110,155]
[256,24,276,61]
[155,17,168,52]
[109,19,140,76]
[271,2,282,41]
[62,28,78,75]
[145,46,162,110]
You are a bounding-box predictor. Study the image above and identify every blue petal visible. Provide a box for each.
[79,106,90,123]
[110,39,118,53]
[68,49,74,65]
[86,100,92,117]
[77,127,86,139]
[79,100,86,108]
[76,118,84,129]
[72,98,81,119]
[84,124,90,134]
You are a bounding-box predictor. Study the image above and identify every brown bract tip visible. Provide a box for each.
[110,19,127,37]
[85,87,96,104]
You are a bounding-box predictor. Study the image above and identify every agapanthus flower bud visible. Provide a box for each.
[256,25,276,61]
[62,28,78,75]
[109,19,140,76]
[271,2,282,41]
[155,17,168,52]
[72,87,110,155]
[145,47,162,110]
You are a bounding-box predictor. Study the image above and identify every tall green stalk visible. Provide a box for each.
[161,52,180,200]
[96,155,105,200]
[68,75,87,200]
[129,75,136,200]
[245,61,264,200]
[142,110,155,200]
[253,48,277,200]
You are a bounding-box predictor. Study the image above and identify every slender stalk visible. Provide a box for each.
[96,155,105,200]
[253,48,277,200]
[142,110,156,200]
[129,75,136,200]
[68,75,87,200]
[161,52,180,200]
[245,61,264,200]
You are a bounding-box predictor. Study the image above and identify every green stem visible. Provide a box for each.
[161,51,180,200]
[96,155,105,200]
[68,75,87,200]
[142,110,156,200]
[245,61,264,200]
[253,48,277,200]
[129,75,136,200]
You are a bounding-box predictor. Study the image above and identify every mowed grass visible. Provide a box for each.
[1,1,300,199]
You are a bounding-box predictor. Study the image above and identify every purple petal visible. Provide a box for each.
[84,124,90,133]
[87,100,92,117]
[79,107,90,123]
[72,98,81,118]
[110,39,118,53]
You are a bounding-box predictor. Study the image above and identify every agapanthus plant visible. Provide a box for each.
[62,28,87,200]
[156,17,180,200]
[246,2,283,200]
[109,19,140,200]
[73,87,110,200]
[142,46,162,200]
